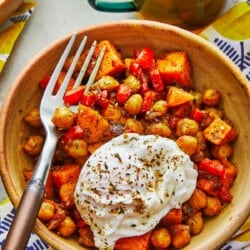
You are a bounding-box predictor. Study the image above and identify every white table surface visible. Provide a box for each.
[0,0,138,201]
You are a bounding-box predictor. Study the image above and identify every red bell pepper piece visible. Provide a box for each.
[129,61,149,95]
[141,90,156,113]
[130,61,143,79]
[190,108,205,123]
[96,90,109,108]
[135,47,155,70]
[61,125,84,144]
[116,84,133,103]
[197,177,219,197]
[149,68,164,92]
[81,92,96,107]
[219,186,232,203]
[63,86,85,105]
[39,75,51,89]
[198,158,225,177]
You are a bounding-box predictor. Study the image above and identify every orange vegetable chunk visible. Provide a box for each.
[166,86,194,107]
[203,117,233,145]
[160,208,183,226]
[115,231,152,250]
[156,51,192,87]
[51,164,81,189]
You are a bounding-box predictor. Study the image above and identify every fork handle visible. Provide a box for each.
[2,179,44,250]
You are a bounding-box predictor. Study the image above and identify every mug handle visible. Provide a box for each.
[94,0,138,11]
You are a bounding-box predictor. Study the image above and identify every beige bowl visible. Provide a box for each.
[1,20,250,250]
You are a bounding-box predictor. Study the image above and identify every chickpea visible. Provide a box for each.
[203,196,222,216]
[169,224,191,249]
[202,89,220,106]
[52,106,74,129]
[65,139,88,158]
[212,144,233,159]
[96,75,119,91]
[23,108,41,127]
[58,216,76,237]
[196,131,207,151]
[176,118,199,137]
[147,122,172,137]
[186,212,203,235]
[151,227,171,248]
[151,100,168,114]
[206,107,223,119]
[124,94,143,115]
[189,188,207,210]
[101,104,122,122]
[124,118,144,134]
[23,135,44,156]
[123,74,141,93]
[176,135,198,155]
[38,200,55,221]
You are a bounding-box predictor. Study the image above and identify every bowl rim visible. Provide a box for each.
[0,19,250,250]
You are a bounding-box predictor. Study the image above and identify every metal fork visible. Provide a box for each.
[3,33,106,250]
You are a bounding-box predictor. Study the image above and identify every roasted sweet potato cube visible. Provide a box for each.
[59,181,77,208]
[115,231,152,250]
[156,51,192,87]
[65,40,125,80]
[203,117,234,145]
[160,208,183,226]
[77,105,109,143]
[166,86,194,107]
[78,226,95,248]
[51,164,81,189]
[94,40,126,79]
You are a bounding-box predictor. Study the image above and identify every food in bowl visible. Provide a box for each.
[21,40,238,250]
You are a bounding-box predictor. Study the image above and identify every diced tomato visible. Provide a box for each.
[96,90,109,108]
[135,47,155,70]
[63,86,85,105]
[61,125,84,144]
[149,68,165,92]
[39,75,51,89]
[116,84,133,103]
[198,158,225,177]
[141,90,157,113]
[81,92,96,107]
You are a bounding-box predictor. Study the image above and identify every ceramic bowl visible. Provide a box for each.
[1,20,250,250]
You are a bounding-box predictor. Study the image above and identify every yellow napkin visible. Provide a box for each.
[0,0,36,73]
[199,0,250,82]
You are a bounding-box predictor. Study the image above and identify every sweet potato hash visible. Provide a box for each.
[22,40,238,249]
